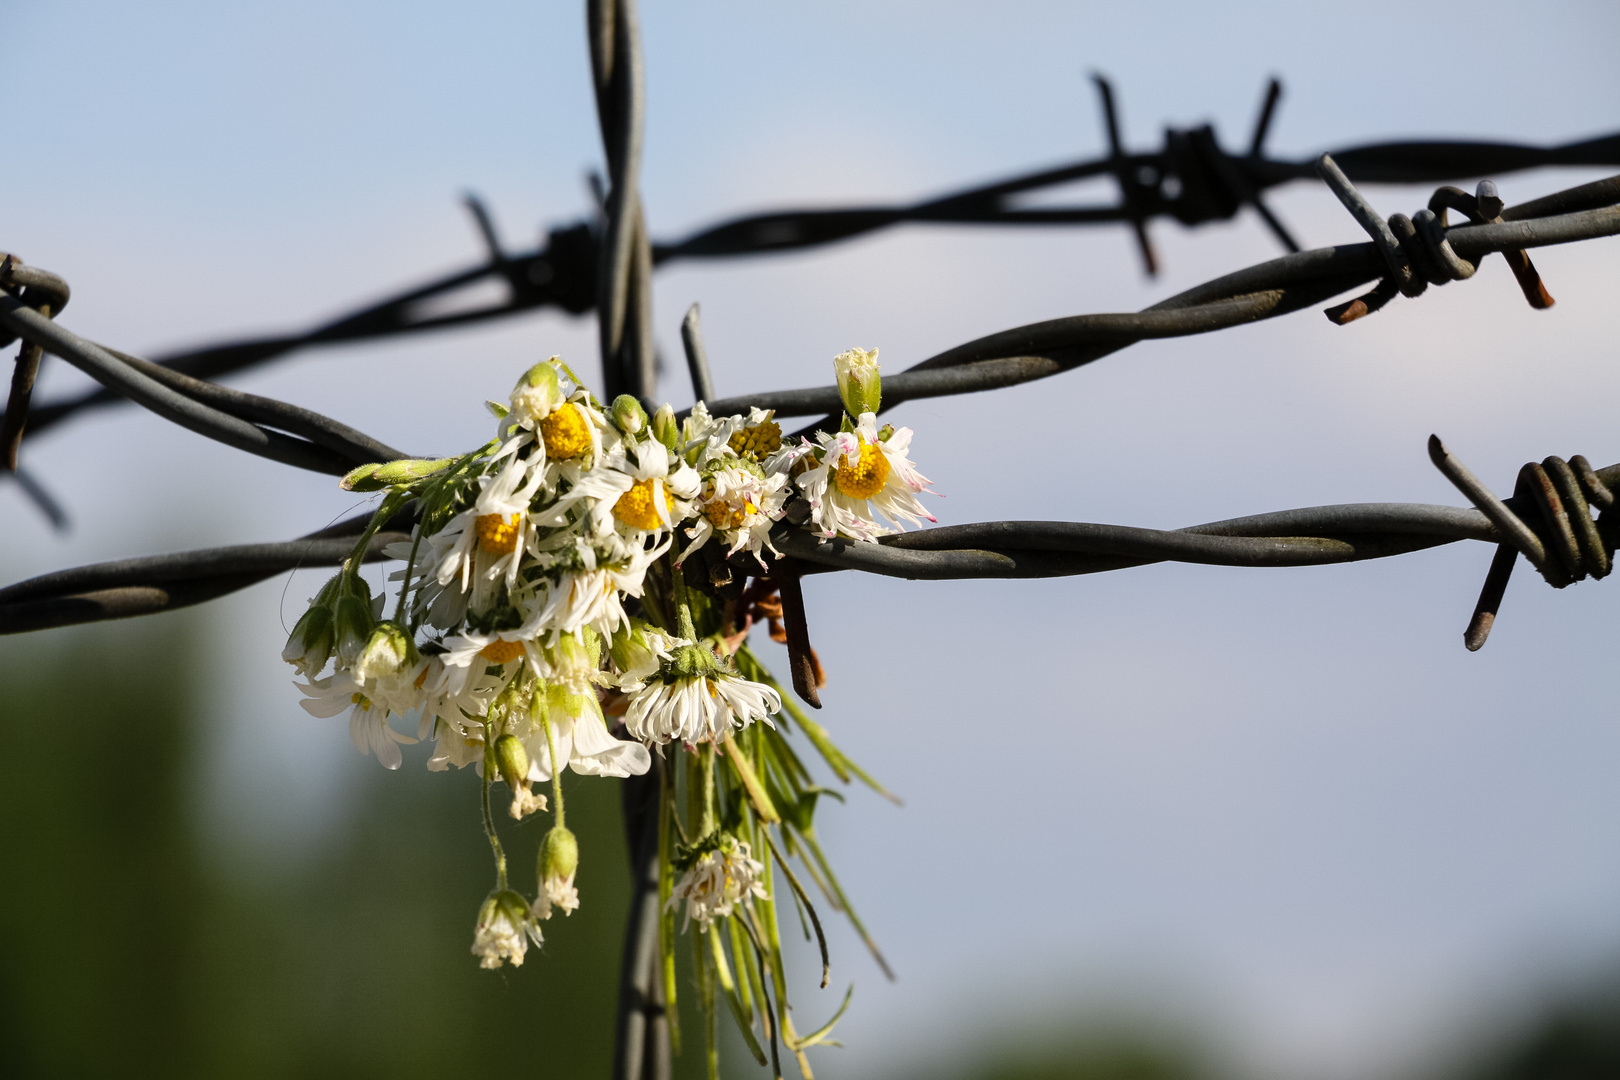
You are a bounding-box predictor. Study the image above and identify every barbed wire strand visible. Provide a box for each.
[3,172,1616,622]
[15,87,1620,443]
[587,2,671,1078]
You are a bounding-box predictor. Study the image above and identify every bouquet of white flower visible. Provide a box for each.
[283,348,930,1069]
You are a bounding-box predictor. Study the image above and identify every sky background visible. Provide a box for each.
[6,2,1620,1077]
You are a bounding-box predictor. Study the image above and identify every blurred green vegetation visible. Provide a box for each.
[5,619,1620,1080]
[1440,983,1620,1080]
[0,620,652,1078]
[942,1032,1207,1080]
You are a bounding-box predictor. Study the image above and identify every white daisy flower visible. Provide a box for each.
[794,411,934,542]
[691,406,783,467]
[680,462,789,568]
[524,536,668,638]
[426,711,489,773]
[522,683,651,780]
[432,626,540,703]
[667,838,769,931]
[542,436,698,539]
[296,671,418,770]
[430,451,549,618]
[623,645,781,746]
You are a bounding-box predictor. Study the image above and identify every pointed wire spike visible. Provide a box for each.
[460,191,504,265]
[5,464,70,532]
[1249,76,1283,157]
[1251,195,1301,252]
[1130,218,1158,277]
[680,303,715,404]
[1428,434,1548,570]
[1090,72,1123,156]
[1464,543,1518,651]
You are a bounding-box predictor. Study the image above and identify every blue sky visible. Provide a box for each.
[6,3,1620,1077]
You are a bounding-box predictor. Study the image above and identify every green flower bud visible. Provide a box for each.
[332,579,376,668]
[833,346,882,418]
[609,618,672,684]
[651,403,679,450]
[610,394,648,435]
[551,627,600,674]
[354,619,415,683]
[541,825,579,884]
[510,358,564,425]
[666,642,721,681]
[339,462,385,492]
[535,825,581,919]
[494,733,530,789]
[281,601,334,678]
[340,457,456,492]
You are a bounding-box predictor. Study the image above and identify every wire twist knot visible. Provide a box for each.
[1429,436,1614,650]
[1315,156,1555,324]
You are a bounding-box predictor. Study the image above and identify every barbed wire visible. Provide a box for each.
[16,81,1620,444]
[4,171,1615,630]
[4,7,1619,1075]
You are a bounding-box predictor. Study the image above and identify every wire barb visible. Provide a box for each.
[1429,436,1614,651]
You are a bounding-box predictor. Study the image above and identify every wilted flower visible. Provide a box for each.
[472,889,544,969]
[667,837,768,930]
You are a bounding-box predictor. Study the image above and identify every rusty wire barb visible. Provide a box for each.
[16,79,1620,443]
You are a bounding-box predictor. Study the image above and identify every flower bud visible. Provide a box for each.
[340,457,455,492]
[354,619,415,683]
[494,733,530,789]
[535,825,581,919]
[472,888,542,969]
[281,602,334,678]
[332,580,376,669]
[833,346,881,418]
[541,824,579,883]
[510,359,564,425]
[609,619,672,685]
[651,403,679,450]
[610,394,647,435]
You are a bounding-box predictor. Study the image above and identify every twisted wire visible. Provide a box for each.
[16,88,1620,440]
[589,5,668,1080]
[1429,438,1615,650]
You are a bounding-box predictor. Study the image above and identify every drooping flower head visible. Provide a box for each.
[624,642,781,746]
[472,889,544,969]
[667,835,769,930]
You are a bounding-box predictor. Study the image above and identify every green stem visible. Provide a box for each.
[540,696,565,828]
[669,558,699,642]
[394,523,425,627]
[699,744,717,839]
[480,744,507,890]
[347,488,410,568]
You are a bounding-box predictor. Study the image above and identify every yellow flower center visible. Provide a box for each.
[728,419,782,460]
[479,639,526,663]
[475,513,521,554]
[834,440,890,500]
[540,403,592,460]
[613,478,674,531]
[704,497,759,531]
[349,692,372,711]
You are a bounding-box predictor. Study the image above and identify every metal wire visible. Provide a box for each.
[3,171,1617,628]
[4,28,1620,1080]
[17,82,1620,440]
